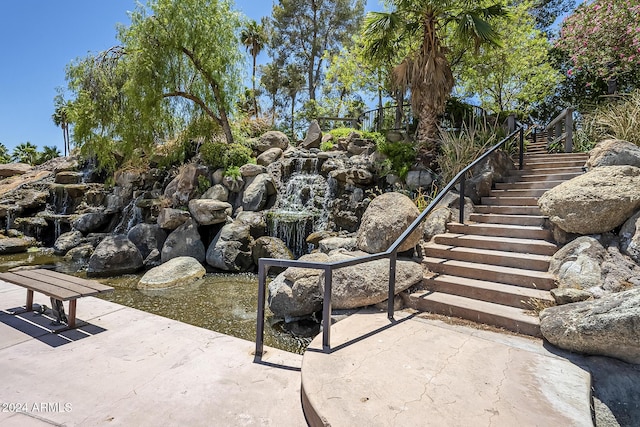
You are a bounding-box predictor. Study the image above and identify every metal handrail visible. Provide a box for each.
[255,123,526,357]
[545,107,574,153]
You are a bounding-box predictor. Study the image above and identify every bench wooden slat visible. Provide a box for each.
[0,272,80,301]
[31,269,114,293]
[11,270,102,297]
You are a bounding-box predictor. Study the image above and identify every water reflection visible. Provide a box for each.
[0,249,311,354]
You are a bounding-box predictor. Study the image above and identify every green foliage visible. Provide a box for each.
[226,143,253,168]
[328,127,385,146]
[39,146,61,164]
[197,175,211,195]
[200,141,253,170]
[0,143,10,164]
[574,90,640,148]
[11,142,40,165]
[376,139,416,179]
[320,140,334,151]
[436,125,497,184]
[224,165,241,179]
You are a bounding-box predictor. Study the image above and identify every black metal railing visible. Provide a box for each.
[255,123,526,357]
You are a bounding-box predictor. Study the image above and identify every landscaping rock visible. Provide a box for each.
[0,237,32,254]
[72,212,110,234]
[64,243,94,261]
[465,150,515,204]
[55,171,83,184]
[188,199,232,225]
[0,163,32,177]
[538,165,640,234]
[299,120,322,150]
[53,230,84,255]
[235,211,267,239]
[157,208,191,230]
[87,234,143,277]
[127,223,167,260]
[257,147,283,166]
[256,131,290,153]
[318,236,356,254]
[206,221,254,272]
[201,184,229,202]
[405,170,433,190]
[242,173,277,212]
[550,288,593,305]
[586,139,640,169]
[240,163,266,177]
[138,256,205,290]
[356,192,423,253]
[540,288,640,365]
[163,163,208,205]
[161,218,206,263]
[620,210,640,264]
[252,236,294,269]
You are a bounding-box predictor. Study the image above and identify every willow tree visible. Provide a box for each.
[363,0,507,147]
[65,0,243,171]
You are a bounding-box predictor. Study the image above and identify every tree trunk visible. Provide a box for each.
[252,54,258,118]
[220,107,234,144]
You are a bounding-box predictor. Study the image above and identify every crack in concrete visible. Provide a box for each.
[488,347,512,426]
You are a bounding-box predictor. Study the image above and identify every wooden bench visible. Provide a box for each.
[0,269,114,329]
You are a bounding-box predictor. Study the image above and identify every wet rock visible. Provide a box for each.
[205,221,254,272]
[157,208,191,230]
[356,192,423,253]
[72,212,110,234]
[53,230,84,255]
[64,244,95,261]
[161,218,205,263]
[138,256,205,290]
[540,288,640,364]
[55,171,83,184]
[0,237,33,254]
[127,223,168,260]
[87,234,143,277]
[188,199,232,226]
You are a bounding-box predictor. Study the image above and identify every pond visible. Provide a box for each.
[0,249,312,354]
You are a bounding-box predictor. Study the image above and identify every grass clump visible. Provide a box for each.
[436,124,496,183]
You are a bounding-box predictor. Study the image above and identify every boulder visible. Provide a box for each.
[64,243,94,261]
[55,171,83,184]
[356,192,423,253]
[268,252,328,321]
[405,170,433,190]
[188,199,232,226]
[422,207,451,242]
[53,230,85,255]
[0,237,32,254]
[0,163,32,177]
[538,166,640,234]
[163,163,208,205]
[550,288,593,305]
[318,237,356,254]
[252,236,294,269]
[465,150,515,204]
[205,222,254,272]
[586,139,640,169]
[157,208,191,230]
[318,250,423,309]
[127,223,168,260]
[540,288,640,364]
[242,173,277,212]
[161,218,206,263]
[256,131,290,153]
[72,212,110,234]
[239,164,266,177]
[306,230,338,246]
[201,184,229,202]
[620,210,640,263]
[299,120,322,150]
[138,256,206,290]
[235,211,267,239]
[222,175,244,193]
[257,147,283,166]
[87,235,143,277]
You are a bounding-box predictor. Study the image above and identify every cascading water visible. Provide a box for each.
[267,156,334,258]
[113,194,144,235]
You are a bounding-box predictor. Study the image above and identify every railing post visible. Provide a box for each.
[387,253,397,320]
[519,127,524,170]
[459,173,466,224]
[533,126,537,144]
[565,107,573,153]
[255,261,267,357]
[322,266,332,352]
[555,120,562,146]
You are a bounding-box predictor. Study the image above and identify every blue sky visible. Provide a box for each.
[0,1,380,154]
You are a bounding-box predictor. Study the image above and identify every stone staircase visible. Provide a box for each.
[406,138,589,336]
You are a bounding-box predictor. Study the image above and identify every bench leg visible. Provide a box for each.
[68,300,77,328]
[26,290,34,311]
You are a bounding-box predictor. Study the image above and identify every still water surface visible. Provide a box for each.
[0,249,310,354]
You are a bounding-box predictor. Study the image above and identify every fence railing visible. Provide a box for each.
[545,107,574,153]
[255,123,526,357]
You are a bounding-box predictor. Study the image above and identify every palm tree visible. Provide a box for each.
[363,0,507,148]
[0,143,10,164]
[52,100,71,156]
[241,20,266,118]
[282,64,306,138]
[39,145,61,164]
[11,142,40,165]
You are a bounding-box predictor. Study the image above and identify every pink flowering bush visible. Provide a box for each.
[556,0,640,79]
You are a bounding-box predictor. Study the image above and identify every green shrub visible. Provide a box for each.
[436,124,496,183]
[320,140,334,151]
[376,139,416,180]
[226,143,253,167]
[224,165,241,179]
[200,141,228,169]
[197,175,211,195]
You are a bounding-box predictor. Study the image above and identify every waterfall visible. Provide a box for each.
[113,195,143,235]
[5,208,14,232]
[54,218,62,241]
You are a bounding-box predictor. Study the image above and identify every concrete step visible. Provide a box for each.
[523,160,587,169]
[524,153,589,161]
[423,257,556,289]
[468,213,546,227]
[480,196,539,206]
[448,223,552,240]
[474,205,542,215]
[405,291,541,336]
[433,233,558,256]
[509,166,585,175]
[489,188,548,197]
[422,274,555,308]
[502,172,583,182]
[494,180,565,190]
[425,243,551,271]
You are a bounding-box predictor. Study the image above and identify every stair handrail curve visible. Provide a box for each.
[255,123,527,358]
[545,107,574,153]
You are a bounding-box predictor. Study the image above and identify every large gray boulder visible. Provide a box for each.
[157,208,191,230]
[540,288,640,365]
[586,139,640,169]
[188,199,232,226]
[87,235,143,277]
[53,230,84,255]
[465,150,514,204]
[0,237,32,254]
[201,184,229,202]
[205,222,254,272]
[163,163,208,205]
[235,211,267,239]
[252,236,294,270]
[257,147,283,166]
[256,131,289,153]
[299,120,322,150]
[356,192,424,253]
[161,218,206,263]
[242,173,277,212]
[268,252,328,321]
[538,165,640,234]
[620,210,640,263]
[127,223,168,260]
[72,212,110,234]
[318,250,423,309]
[138,256,205,290]
[549,235,640,296]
